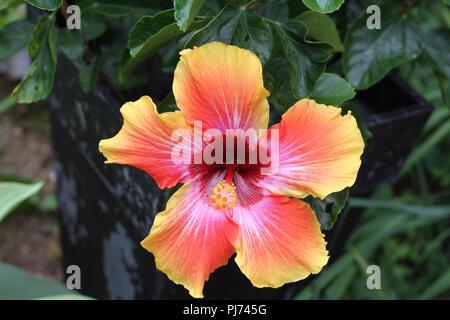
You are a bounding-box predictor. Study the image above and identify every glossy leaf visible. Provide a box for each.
[0,182,43,222]
[298,10,344,52]
[0,20,34,60]
[309,73,355,105]
[187,4,273,63]
[24,0,62,11]
[260,0,289,22]
[121,9,208,82]
[265,19,335,109]
[302,0,345,14]
[128,10,178,57]
[264,54,297,112]
[174,0,205,31]
[12,15,57,103]
[273,19,333,98]
[305,189,349,230]
[343,15,422,90]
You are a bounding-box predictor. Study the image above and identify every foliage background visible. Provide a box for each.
[0,0,449,299]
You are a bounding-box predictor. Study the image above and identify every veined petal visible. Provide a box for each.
[173,42,270,131]
[99,96,195,189]
[141,181,237,298]
[231,195,329,288]
[259,99,364,199]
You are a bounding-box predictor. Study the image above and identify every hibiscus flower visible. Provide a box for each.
[99,42,364,298]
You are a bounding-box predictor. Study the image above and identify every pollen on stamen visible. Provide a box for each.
[210,180,237,211]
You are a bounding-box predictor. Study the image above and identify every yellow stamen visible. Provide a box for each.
[210,180,237,211]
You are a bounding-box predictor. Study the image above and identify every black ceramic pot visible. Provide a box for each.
[49,54,432,299]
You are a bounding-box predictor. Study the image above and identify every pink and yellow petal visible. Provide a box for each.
[98,96,194,189]
[141,182,237,298]
[173,41,270,131]
[231,196,329,288]
[259,99,364,200]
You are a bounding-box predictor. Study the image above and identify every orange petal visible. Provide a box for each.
[141,182,238,298]
[99,96,194,189]
[173,42,270,131]
[259,98,364,199]
[231,196,329,288]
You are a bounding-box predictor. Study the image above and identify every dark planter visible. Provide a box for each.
[49,54,432,299]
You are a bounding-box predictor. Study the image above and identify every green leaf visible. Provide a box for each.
[343,15,422,90]
[417,229,450,266]
[0,0,22,11]
[79,0,150,18]
[79,57,100,94]
[34,294,93,300]
[302,0,345,14]
[434,70,450,105]
[260,0,289,22]
[418,268,450,299]
[57,29,99,94]
[305,189,349,230]
[121,9,208,82]
[81,11,107,41]
[0,262,91,299]
[349,198,450,219]
[309,73,355,105]
[187,4,273,64]
[422,29,450,79]
[128,10,178,57]
[297,10,344,52]
[0,95,15,114]
[265,19,335,110]
[79,0,163,17]
[0,20,34,59]
[0,182,43,222]
[424,107,450,133]
[324,263,356,299]
[159,92,177,112]
[57,29,84,62]
[272,19,332,98]
[264,54,297,111]
[424,28,450,77]
[400,119,450,175]
[174,0,205,32]
[24,0,62,11]
[12,15,57,103]
[295,254,354,299]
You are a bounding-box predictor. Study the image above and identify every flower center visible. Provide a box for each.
[210,166,237,211]
[210,180,237,211]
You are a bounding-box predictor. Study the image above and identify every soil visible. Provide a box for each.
[0,212,62,281]
[0,76,63,282]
